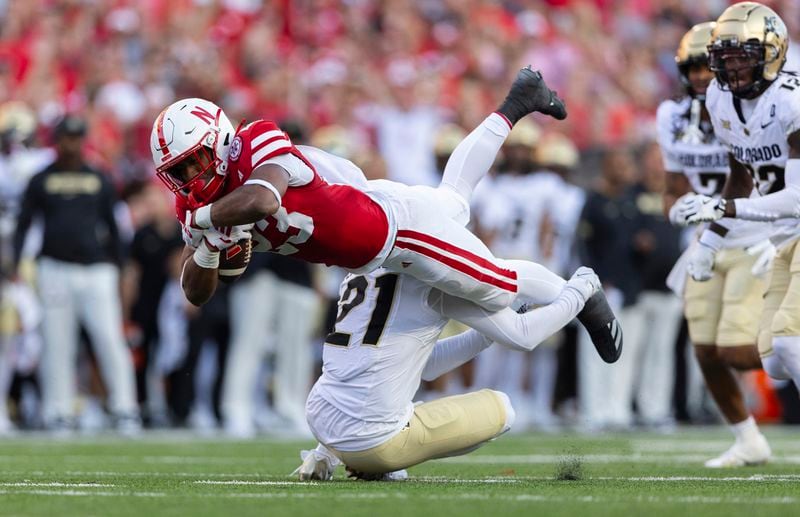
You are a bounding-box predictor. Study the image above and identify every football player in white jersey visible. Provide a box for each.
[296,264,602,480]
[294,104,607,480]
[677,3,800,418]
[659,21,771,468]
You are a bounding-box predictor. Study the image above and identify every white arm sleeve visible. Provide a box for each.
[733,159,800,221]
[421,330,491,382]
[430,285,586,352]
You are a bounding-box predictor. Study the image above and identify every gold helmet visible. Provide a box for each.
[0,101,36,144]
[310,125,357,160]
[535,133,578,170]
[675,22,716,95]
[505,118,541,148]
[433,123,467,157]
[708,2,788,99]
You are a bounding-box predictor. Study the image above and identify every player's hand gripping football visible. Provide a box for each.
[182,211,205,248]
[202,224,253,252]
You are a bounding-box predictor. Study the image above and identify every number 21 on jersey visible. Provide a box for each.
[326,274,399,348]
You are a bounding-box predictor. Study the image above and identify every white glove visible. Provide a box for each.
[565,266,602,302]
[687,243,716,281]
[202,225,253,252]
[746,239,776,277]
[668,193,693,227]
[182,211,204,248]
[678,194,726,224]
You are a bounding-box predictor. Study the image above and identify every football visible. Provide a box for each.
[217,238,252,283]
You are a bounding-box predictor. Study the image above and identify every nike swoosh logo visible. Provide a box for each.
[761,120,774,129]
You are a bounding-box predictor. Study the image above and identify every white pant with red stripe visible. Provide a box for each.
[368,113,566,312]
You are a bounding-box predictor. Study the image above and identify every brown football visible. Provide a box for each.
[218,239,252,283]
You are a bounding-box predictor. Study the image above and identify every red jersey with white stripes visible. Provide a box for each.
[176,120,390,269]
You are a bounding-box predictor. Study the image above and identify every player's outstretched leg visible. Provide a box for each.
[439,66,566,208]
[496,66,567,125]
[577,292,623,364]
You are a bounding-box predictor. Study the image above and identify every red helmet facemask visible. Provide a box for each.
[156,137,226,210]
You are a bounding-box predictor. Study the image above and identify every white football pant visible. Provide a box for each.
[36,258,138,423]
[222,270,318,433]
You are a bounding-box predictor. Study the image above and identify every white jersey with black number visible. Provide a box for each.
[309,268,447,450]
[656,96,765,248]
[474,173,553,261]
[706,72,800,244]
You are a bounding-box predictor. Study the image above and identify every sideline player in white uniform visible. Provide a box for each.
[659,21,771,468]
[678,4,800,413]
[297,264,601,480]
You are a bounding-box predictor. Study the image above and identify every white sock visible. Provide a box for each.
[730,415,760,443]
[772,336,800,389]
[440,113,510,202]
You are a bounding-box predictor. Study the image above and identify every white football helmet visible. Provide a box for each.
[151,98,235,207]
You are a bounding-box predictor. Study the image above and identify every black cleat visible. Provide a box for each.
[577,292,623,363]
[497,66,567,124]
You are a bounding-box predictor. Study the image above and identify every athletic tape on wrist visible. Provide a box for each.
[244,179,282,207]
[193,242,220,269]
[194,204,213,229]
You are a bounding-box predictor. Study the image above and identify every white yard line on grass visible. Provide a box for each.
[0,482,115,487]
[194,478,526,486]
[1,470,268,478]
[194,481,326,486]
[0,489,165,498]
[0,455,264,465]
[4,474,800,485]
[0,489,798,505]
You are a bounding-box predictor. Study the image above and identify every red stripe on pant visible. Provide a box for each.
[396,230,517,281]
[394,240,518,292]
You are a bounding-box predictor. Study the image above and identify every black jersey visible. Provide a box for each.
[14,163,122,266]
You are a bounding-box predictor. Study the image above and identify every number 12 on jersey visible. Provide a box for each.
[326,274,399,348]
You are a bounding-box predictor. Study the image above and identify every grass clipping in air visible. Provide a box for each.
[555,449,584,481]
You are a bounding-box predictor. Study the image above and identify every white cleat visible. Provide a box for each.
[704,434,772,468]
[293,449,338,481]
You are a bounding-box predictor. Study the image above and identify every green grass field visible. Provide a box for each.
[1,427,799,517]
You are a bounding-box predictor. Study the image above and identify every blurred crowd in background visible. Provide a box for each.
[1,0,800,437]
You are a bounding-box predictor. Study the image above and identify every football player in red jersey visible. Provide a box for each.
[151,66,623,363]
